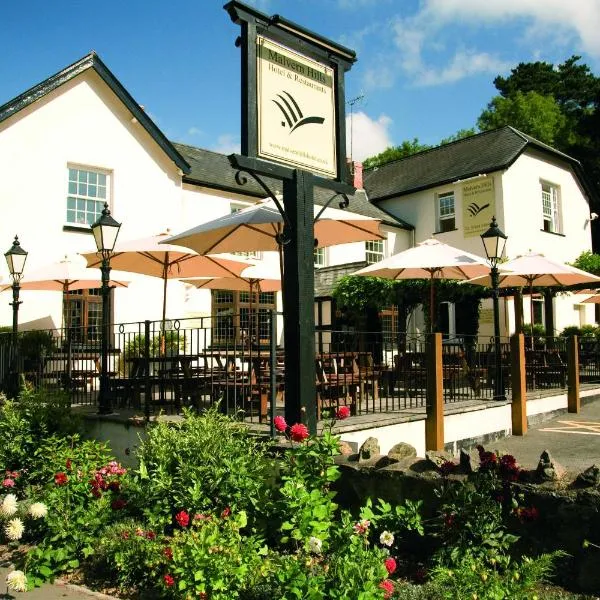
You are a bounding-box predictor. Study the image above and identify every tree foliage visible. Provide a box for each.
[477,91,571,147]
[571,250,600,277]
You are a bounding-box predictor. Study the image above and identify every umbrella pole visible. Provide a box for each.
[64,283,72,383]
[429,273,435,334]
[529,281,535,350]
[161,258,169,357]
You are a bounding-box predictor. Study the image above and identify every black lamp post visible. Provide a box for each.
[4,236,28,398]
[91,203,121,415]
[481,217,508,401]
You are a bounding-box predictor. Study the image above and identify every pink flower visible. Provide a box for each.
[54,472,68,486]
[163,574,175,587]
[121,531,130,540]
[2,478,15,488]
[175,510,190,527]
[353,519,370,535]
[336,405,351,420]
[289,423,309,442]
[221,507,231,518]
[384,557,397,575]
[379,579,394,599]
[273,415,288,432]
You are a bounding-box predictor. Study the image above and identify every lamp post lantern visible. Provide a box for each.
[91,203,121,414]
[4,235,28,398]
[481,217,508,401]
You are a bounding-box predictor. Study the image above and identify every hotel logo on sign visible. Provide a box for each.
[257,36,337,178]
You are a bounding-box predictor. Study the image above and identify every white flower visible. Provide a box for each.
[6,569,28,592]
[308,536,322,554]
[4,517,24,541]
[28,502,48,519]
[0,493,18,517]
[379,530,395,547]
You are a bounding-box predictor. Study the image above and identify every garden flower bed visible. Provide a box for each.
[0,386,598,599]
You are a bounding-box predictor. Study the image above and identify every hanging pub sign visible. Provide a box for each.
[225,1,356,184]
[257,36,337,178]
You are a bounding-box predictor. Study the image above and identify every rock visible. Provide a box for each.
[574,465,600,488]
[425,450,454,470]
[359,437,380,462]
[536,450,566,481]
[338,441,355,456]
[388,442,417,461]
[375,455,398,469]
[577,551,600,594]
[459,448,473,474]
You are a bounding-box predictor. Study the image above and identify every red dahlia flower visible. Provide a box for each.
[273,415,287,432]
[163,574,174,587]
[175,510,190,527]
[379,579,394,599]
[289,423,309,442]
[384,557,397,574]
[2,478,15,488]
[54,472,68,486]
[336,405,351,420]
[163,547,173,560]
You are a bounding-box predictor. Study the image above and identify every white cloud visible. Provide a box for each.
[187,127,203,137]
[416,50,512,87]
[346,111,393,162]
[424,0,600,57]
[211,134,240,155]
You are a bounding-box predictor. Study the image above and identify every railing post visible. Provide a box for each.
[144,320,151,420]
[425,332,444,451]
[510,333,527,435]
[568,334,580,413]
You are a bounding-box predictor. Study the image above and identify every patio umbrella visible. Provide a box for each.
[0,255,130,330]
[352,238,492,332]
[581,294,600,303]
[81,233,253,345]
[163,199,383,255]
[468,252,600,336]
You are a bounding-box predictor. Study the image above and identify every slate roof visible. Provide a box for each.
[363,126,595,204]
[314,261,367,297]
[0,52,190,174]
[174,142,412,229]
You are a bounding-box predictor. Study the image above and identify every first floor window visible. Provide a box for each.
[438,191,455,232]
[63,288,104,345]
[365,239,385,264]
[212,290,276,345]
[541,181,561,233]
[66,167,110,226]
[314,247,326,268]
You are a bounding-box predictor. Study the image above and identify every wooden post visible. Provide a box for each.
[568,334,580,413]
[514,290,524,333]
[510,333,527,435]
[425,333,444,451]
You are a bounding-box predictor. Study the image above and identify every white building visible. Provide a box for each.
[0,52,409,344]
[363,127,599,338]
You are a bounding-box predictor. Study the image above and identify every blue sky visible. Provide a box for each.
[2,0,600,162]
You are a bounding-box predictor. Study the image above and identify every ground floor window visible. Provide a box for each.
[63,288,103,345]
[211,290,276,345]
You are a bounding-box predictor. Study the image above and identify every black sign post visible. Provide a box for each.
[225,1,356,433]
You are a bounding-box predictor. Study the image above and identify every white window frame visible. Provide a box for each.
[365,239,385,265]
[437,191,455,233]
[314,246,327,268]
[541,181,561,233]
[66,165,111,227]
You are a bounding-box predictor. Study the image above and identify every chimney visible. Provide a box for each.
[346,160,363,189]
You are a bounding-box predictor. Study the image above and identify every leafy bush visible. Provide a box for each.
[560,324,599,338]
[130,408,275,529]
[19,329,56,371]
[0,387,79,477]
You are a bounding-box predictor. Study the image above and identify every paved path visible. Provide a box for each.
[0,566,118,599]
[487,397,600,475]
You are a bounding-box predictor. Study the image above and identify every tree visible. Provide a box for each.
[477,91,570,147]
[362,138,431,170]
[439,128,477,145]
[572,250,600,277]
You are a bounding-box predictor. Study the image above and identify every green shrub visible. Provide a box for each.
[0,387,79,477]
[130,408,275,529]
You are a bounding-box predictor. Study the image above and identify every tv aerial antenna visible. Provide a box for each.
[347,93,365,164]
